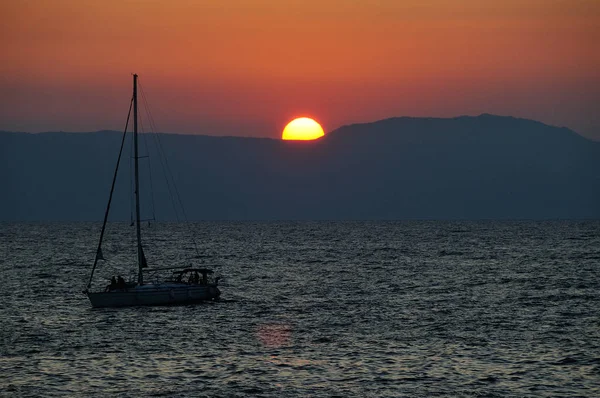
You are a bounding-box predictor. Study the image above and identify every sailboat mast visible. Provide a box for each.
[133,74,144,285]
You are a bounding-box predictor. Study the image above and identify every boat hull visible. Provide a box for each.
[87,284,220,308]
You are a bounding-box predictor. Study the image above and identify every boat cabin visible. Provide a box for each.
[140,267,218,286]
[171,268,214,285]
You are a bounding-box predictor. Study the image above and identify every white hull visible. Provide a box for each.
[87,283,220,308]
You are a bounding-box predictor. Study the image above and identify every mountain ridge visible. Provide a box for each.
[1,114,598,221]
[1,114,596,143]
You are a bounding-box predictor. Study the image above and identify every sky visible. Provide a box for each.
[1,0,599,139]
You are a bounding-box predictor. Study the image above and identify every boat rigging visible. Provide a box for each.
[84,74,221,307]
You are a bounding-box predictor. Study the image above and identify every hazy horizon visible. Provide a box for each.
[2,113,598,143]
[1,1,598,140]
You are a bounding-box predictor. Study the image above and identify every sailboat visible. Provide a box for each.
[84,74,221,308]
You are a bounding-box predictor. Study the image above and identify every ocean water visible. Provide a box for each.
[0,221,599,397]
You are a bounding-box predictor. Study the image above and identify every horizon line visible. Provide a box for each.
[0,113,591,140]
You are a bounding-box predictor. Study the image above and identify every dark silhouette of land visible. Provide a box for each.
[1,114,599,221]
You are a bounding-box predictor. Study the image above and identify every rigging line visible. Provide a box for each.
[138,81,201,258]
[127,119,133,262]
[86,96,133,290]
[137,114,156,257]
[129,117,134,225]
[129,120,136,264]
[128,115,135,263]
[138,81,181,222]
[139,81,199,254]
[138,107,157,222]
[139,108,157,221]
[151,129,181,222]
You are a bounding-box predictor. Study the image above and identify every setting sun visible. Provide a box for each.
[282,117,325,141]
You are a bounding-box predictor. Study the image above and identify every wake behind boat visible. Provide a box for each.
[84,74,220,308]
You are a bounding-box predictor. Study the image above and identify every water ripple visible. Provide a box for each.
[1,221,599,396]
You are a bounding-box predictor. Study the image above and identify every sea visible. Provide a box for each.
[0,221,599,397]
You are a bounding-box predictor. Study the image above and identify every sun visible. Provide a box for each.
[282,117,324,140]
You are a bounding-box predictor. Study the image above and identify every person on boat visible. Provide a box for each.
[188,273,194,285]
[105,276,117,292]
[193,271,199,285]
[117,275,126,289]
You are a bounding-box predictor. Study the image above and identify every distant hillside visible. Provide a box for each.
[1,114,599,220]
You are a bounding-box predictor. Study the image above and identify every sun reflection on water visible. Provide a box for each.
[256,323,292,348]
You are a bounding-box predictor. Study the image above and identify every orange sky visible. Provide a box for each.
[1,0,598,139]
